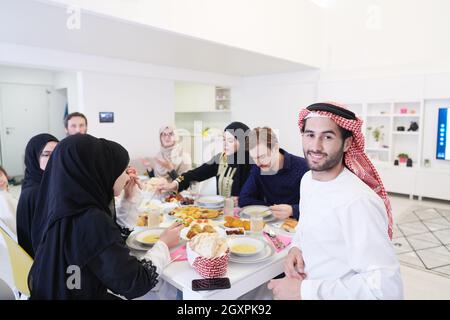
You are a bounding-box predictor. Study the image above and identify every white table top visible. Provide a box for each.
[161,240,288,300]
[129,210,292,300]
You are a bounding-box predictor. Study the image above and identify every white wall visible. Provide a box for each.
[49,0,324,68]
[233,71,319,157]
[53,71,83,113]
[317,72,450,171]
[81,71,174,160]
[321,0,450,73]
[0,65,67,140]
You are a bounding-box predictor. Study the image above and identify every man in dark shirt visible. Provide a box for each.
[238,127,309,220]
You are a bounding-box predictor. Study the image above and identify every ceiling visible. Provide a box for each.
[0,0,315,76]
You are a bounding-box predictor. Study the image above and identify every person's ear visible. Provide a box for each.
[343,136,353,152]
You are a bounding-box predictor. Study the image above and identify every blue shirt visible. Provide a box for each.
[238,149,309,220]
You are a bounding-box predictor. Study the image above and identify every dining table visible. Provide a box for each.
[127,195,294,300]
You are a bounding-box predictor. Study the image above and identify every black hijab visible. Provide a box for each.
[223,122,253,196]
[29,134,129,299]
[31,134,129,251]
[17,133,59,257]
[21,134,59,189]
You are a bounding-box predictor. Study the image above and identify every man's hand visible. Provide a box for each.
[268,277,302,300]
[270,204,293,220]
[284,247,306,280]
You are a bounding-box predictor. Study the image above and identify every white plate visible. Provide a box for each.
[180,224,226,241]
[135,228,165,245]
[196,195,224,207]
[126,232,154,251]
[228,237,265,256]
[228,242,275,264]
[240,205,277,222]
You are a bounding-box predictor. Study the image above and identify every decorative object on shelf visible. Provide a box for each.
[424,159,431,168]
[400,108,408,114]
[397,126,405,132]
[406,158,413,167]
[367,125,385,147]
[397,153,409,164]
[202,127,210,138]
[409,109,416,114]
[407,121,419,132]
[394,159,399,166]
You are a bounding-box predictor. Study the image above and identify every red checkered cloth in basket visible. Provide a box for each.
[298,102,393,240]
[192,250,230,278]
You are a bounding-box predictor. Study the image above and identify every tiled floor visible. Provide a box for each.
[394,207,450,276]
[390,194,450,299]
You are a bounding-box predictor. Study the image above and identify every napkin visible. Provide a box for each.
[170,245,187,261]
[263,233,292,253]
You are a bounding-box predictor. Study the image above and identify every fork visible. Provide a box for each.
[264,230,286,250]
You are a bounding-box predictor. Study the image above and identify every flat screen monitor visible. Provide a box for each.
[436,108,450,160]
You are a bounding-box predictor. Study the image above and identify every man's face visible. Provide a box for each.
[66,116,87,135]
[249,143,279,172]
[302,117,351,172]
[39,141,58,170]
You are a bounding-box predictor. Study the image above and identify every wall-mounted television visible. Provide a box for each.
[436,108,450,160]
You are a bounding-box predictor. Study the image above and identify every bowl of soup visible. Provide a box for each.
[135,228,164,246]
[228,237,265,257]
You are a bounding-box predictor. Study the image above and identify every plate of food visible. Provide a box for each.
[221,216,253,231]
[168,205,223,220]
[135,228,165,245]
[164,192,195,205]
[228,237,265,257]
[180,223,226,241]
[281,218,298,233]
[228,241,274,264]
[240,205,275,222]
[126,228,164,251]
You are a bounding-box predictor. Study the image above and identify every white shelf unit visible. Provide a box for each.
[215,87,231,111]
[174,84,233,167]
[346,101,423,166]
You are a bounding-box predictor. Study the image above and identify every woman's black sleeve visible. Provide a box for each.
[87,241,159,300]
[175,155,220,191]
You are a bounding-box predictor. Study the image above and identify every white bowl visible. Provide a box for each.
[240,205,272,218]
[135,228,164,245]
[228,237,265,257]
[196,195,225,207]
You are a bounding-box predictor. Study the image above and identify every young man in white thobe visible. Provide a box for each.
[268,102,403,300]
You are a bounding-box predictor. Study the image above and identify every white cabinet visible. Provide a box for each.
[376,166,416,196]
[415,170,450,201]
[174,82,216,112]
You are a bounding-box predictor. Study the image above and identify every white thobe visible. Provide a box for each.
[293,168,403,300]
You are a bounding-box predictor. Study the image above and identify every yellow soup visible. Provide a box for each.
[142,234,159,244]
[232,244,257,254]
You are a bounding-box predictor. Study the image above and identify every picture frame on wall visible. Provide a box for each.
[99,112,114,123]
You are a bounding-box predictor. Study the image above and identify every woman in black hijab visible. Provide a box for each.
[29,134,182,300]
[158,122,253,203]
[17,133,59,257]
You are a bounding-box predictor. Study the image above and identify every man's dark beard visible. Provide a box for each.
[304,146,344,172]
